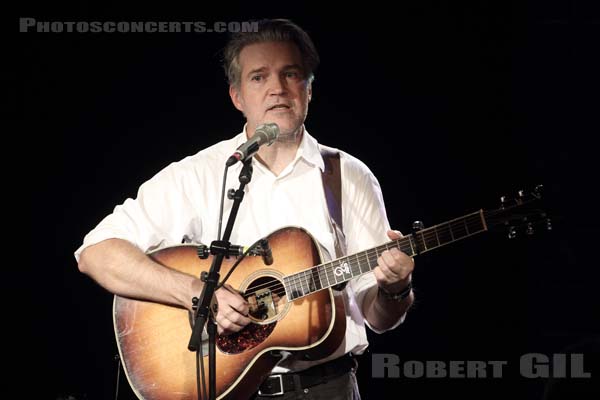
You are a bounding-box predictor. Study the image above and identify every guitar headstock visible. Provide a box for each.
[484,184,552,239]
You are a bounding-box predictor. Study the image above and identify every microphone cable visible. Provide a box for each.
[216,164,229,241]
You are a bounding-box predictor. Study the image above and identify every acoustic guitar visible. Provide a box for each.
[114,186,548,399]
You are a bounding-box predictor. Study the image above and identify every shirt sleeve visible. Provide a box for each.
[340,153,406,333]
[74,160,202,262]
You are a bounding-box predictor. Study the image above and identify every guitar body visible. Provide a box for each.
[114,227,346,400]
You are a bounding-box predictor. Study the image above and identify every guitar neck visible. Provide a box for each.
[284,210,488,301]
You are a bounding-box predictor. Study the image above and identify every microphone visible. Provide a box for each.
[226,123,279,166]
[259,239,274,266]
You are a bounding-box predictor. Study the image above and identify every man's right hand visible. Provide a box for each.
[213,284,251,335]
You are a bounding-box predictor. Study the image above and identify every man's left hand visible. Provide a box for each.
[373,230,414,293]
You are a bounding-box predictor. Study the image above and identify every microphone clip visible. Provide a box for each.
[197,241,245,259]
[256,238,274,266]
[196,238,272,265]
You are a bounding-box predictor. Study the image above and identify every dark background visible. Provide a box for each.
[19,1,599,399]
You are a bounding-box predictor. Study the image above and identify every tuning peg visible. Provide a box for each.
[534,184,544,196]
[526,222,534,235]
[508,226,517,239]
[500,196,507,209]
[412,220,425,231]
[515,190,526,205]
[546,218,552,231]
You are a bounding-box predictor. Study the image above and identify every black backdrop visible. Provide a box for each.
[20,1,599,399]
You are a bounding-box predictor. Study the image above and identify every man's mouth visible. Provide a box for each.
[267,104,291,111]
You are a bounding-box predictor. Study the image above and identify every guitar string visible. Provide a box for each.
[240,214,485,295]
[241,222,490,309]
[236,216,486,300]
[238,215,485,296]
[241,216,485,297]
[228,207,530,296]
[240,213,485,294]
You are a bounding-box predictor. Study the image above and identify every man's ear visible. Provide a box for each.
[229,85,244,112]
[307,81,313,102]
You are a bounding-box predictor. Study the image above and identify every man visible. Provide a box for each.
[76,19,414,399]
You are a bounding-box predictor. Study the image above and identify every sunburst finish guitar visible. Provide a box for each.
[113,187,548,399]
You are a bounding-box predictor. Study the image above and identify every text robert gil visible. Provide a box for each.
[372,353,592,379]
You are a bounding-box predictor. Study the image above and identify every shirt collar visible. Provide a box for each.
[236,124,325,172]
[297,128,326,172]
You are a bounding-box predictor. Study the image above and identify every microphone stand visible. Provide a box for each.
[187,159,254,400]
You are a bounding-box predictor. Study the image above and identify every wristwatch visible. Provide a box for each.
[378,281,413,302]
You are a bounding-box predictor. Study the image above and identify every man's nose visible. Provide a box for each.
[267,75,287,96]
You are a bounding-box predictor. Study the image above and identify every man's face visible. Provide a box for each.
[229,41,312,139]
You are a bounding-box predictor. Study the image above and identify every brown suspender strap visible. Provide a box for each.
[320,145,343,233]
[320,145,348,291]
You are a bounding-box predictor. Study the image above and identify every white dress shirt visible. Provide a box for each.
[75,127,404,372]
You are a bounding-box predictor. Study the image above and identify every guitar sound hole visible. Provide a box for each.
[216,276,283,354]
[245,276,285,321]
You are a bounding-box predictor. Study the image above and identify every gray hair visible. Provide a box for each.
[222,19,320,88]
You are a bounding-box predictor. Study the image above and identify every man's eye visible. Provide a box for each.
[251,75,263,82]
[286,71,299,78]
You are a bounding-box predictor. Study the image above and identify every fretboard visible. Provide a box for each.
[283,210,487,301]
